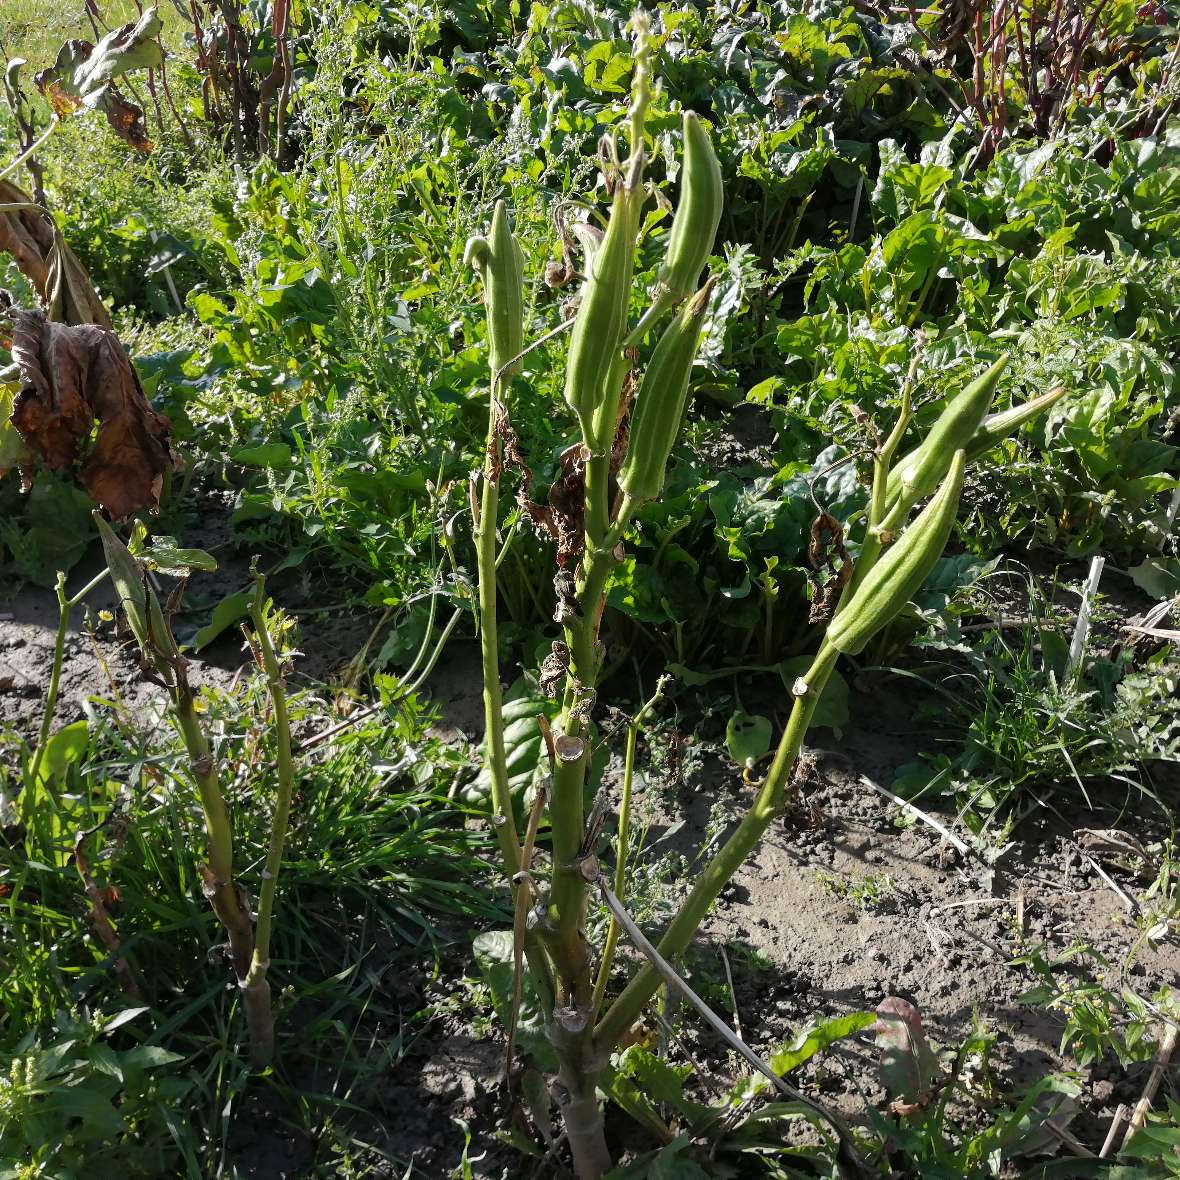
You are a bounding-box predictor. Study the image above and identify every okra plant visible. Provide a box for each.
[95,516,295,1069]
[467,18,1064,1177]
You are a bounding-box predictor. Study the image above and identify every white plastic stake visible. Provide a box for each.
[1067,555,1105,678]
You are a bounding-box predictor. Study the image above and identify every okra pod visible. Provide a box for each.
[464,200,525,382]
[618,280,714,506]
[828,450,967,656]
[563,181,644,448]
[965,384,1068,461]
[655,112,723,307]
[887,356,1008,509]
[94,512,176,670]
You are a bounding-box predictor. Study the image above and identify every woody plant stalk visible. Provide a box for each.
[466,17,1066,1177]
[95,515,296,1069]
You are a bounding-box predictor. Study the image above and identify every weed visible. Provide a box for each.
[817,871,897,911]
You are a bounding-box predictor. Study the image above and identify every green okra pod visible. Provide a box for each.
[562,179,644,449]
[886,355,1008,509]
[655,112,723,307]
[828,449,967,656]
[965,384,1068,461]
[464,199,525,382]
[617,279,714,507]
[93,512,176,670]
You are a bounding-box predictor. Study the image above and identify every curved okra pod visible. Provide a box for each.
[828,450,967,656]
[965,384,1068,461]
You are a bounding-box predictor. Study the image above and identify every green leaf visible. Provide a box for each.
[44,1087,125,1136]
[725,711,771,767]
[0,474,93,584]
[602,1135,711,1179]
[769,1011,876,1074]
[732,1010,876,1102]
[102,1006,150,1034]
[1128,557,1180,601]
[0,384,30,472]
[472,930,556,1070]
[121,1044,184,1070]
[86,1043,124,1082]
[230,443,294,469]
[135,535,218,574]
[33,8,163,150]
[192,591,252,651]
[463,679,558,815]
[34,720,89,786]
[612,1046,695,1109]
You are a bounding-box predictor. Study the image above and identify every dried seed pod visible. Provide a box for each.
[827,450,967,656]
[617,279,714,506]
[655,112,723,307]
[887,355,1008,509]
[465,200,525,381]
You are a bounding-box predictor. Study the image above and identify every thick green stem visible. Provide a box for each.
[173,690,255,985]
[596,643,839,1049]
[240,583,295,1067]
[477,419,523,877]
[591,676,666,1010]
[557,1057,612,1180]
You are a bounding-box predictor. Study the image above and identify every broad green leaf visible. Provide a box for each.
[725,711,771,767]
[463,679,559,814]
[192,590,252,651]
[602,1136,710,1179]
[101,1006,150,1034]
[731,1010,876,1102]
[472,929,555,1070]
[133,534,218,574]
[1129,557,1180,601]
[34,720,89,786]
[230,443,294,469]
[33,8,163,151]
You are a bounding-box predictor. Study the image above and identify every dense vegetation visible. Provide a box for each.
[0,1,1178,1177]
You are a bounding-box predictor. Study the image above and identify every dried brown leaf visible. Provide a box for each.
[33,9,163,153]
[0,179,111,327]
[0,179,55,296]
[9,309,179,518]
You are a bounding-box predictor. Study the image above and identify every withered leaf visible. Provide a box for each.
[0,179,54,297]
[873,996,939,1104]
[0,179,112,327]
[9,308,179,519]
[34,8,163,153]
